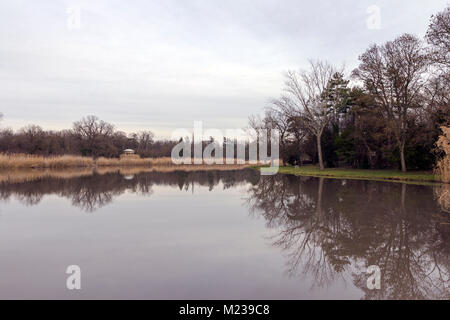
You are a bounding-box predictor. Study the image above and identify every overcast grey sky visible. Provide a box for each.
[0,0,447,138]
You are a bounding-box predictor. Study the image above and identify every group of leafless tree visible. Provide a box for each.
[250,6,449,172]
[0,115,177,158]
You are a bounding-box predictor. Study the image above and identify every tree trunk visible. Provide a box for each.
[316,133,324,170]
[316,177,324,216]
[399,142,407,173]
[401,183,406,211]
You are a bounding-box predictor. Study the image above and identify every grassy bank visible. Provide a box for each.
[262,165,441,183]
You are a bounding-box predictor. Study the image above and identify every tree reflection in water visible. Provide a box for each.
[0,169,448,299]
[0,169,259,212]
[246,175,449,300]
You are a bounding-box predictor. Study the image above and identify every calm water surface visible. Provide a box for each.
[0,169,448,299]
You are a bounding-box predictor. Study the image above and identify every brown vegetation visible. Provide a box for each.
[435,126,450,183]
[96,156,173,167]
[0,153,260,171]
[435,126,450,212]
[436,185,450,213]
[0,154,94,169]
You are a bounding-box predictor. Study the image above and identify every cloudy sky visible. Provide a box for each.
[0,0,447,138]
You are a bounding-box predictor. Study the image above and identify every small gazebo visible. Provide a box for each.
[123,149,135,156]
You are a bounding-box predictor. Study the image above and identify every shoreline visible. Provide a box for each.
[259,166,443,184]
[0,153,443,184]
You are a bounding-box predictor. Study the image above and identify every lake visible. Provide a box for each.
[0,169,448,299]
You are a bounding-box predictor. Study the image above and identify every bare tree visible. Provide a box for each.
[267,99,295,146]
[352,34,429,172]
[73,115,115,157]
[426,5,450,70]
[425,72,450,125]
[18,124,45,154]
[278,60,337,170]
[425,5,450,127]
[133,131,155,156]
[247,114,265,134]
[247,114,266,144]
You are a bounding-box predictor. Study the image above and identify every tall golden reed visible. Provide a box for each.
[435,126,450,183]
[435,126,450,213]
[0,154,258,170]
[0,154,94,169]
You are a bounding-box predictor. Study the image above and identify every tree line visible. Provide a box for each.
[0,113,266,161]
[0,114,177,158]
[250,6,449,172]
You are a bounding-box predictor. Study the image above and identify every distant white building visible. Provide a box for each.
[123,149,135,155]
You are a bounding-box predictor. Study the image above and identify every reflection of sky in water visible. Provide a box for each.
[0,170,448,299]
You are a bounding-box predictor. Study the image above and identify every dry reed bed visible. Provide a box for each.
[0,154,94,169]
[0,153,268,185]
[0,154,182,168]
[0,154,172,169]
[0,154,256,184]
[435,127,450,212]
[96,156,175,167]
[436,185,450,213]
[0,153,262,169]
[435,126,450,183]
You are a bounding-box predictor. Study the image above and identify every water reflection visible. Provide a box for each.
[0,169,448,299]
[246,174,450,300]
[0,169,259,212]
